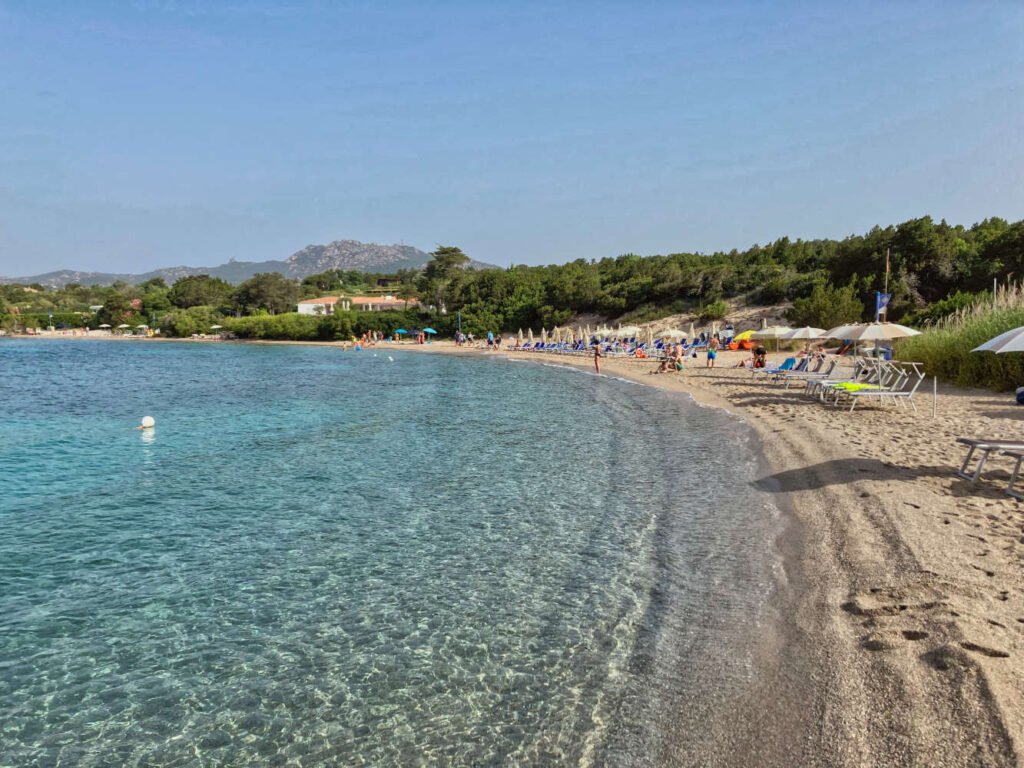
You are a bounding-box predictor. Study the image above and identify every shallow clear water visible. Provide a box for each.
[0,340,783,766]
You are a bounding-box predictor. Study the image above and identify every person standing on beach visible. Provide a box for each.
[594,344,602,374]
[707,336,719,368]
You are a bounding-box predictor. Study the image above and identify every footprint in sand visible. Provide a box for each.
[961,641,1011,658]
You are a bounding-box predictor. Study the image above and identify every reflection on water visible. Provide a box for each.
[0,341,782,766]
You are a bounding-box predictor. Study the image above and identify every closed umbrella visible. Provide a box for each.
[518,328,524,346]
[687,322,696,341]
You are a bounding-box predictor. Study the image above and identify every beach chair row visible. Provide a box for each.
[753,355,927,412]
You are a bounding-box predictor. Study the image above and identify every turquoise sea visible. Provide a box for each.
[0,339,785,766]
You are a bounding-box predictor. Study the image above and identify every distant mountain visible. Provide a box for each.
[0,240,495,287]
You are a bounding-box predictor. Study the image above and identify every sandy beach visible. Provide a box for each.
[397,340,1024,767]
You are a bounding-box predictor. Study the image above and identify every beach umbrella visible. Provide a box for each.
[617,325,641,338]
[210,324,223,330]
[753,325,793,351]
[517,328,524,345]
[117,324,130,329]
[733,329,755,342]
[826,323,920,341]
[541,326,547,340]
[395,328,408,334]
[825,322,920,356]
[98,323,111,329]
[783,326,827,340]
[423,328,437,334]
[646,326,654,346]
[528,328,534,343]
[661,328,687,339]
[136,324,149,329]
[974,326,1024,353]
[687,322,696,340]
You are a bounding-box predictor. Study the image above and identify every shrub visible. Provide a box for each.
[785,282,864,328]
[698,299,729,321]
[160,306,224,337]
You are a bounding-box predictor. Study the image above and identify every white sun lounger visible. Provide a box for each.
[956,438,1024,481]
[1001,449,1024,500]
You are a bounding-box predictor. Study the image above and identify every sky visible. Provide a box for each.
[1,1,1022,276]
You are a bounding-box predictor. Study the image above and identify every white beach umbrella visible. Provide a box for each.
[517,328,524,345]
[136,324,149,329]
[827,323,920,341]
[98,323,111,328]
[210,324,223,330]
[973,326,1024,353]
[616,325,641,338]
[687,322,696,340]
[646,326,654,346]
[117,324,130,329]
[753,325,793,351]
[752,325,793,339]
[783,326,827,340]
[528,328,534,343]
[661,328,687,339]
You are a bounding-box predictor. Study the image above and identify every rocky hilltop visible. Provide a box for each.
[282,240,431,276]
[0,239,490,287]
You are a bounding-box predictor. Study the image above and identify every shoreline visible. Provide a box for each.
[8,334,1023,764]
[403,342,1024,766]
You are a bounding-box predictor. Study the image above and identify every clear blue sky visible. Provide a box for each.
[1,1,1022,275]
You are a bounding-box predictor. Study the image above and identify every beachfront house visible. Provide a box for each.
[297,296,342,315]
[297,295,413,314]
[348,295,410,311]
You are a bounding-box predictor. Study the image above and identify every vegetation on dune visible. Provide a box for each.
[897,286,1024,391]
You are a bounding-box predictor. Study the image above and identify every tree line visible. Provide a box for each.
[4,215,1023,337]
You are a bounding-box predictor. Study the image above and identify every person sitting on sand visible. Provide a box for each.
[652,357,672,374]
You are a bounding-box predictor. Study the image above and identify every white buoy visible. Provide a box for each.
[388,356,394,362]
[140,416,155,429]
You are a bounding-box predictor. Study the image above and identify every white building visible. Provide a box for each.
[297,296,341,315]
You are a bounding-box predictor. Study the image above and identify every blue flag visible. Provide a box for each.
[875,292,892,321]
